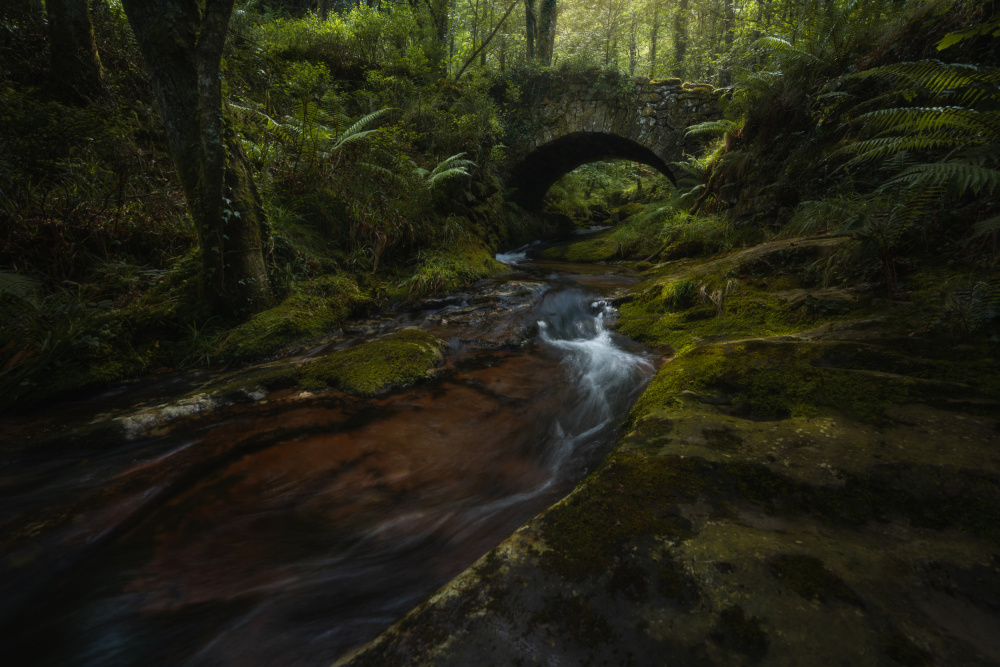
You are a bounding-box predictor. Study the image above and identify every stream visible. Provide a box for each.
[0,253,658,666]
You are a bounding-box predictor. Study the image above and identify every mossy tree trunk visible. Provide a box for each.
[524,0,555,65]
[535,0,556,65]
[672,0,688,77]
[121,0,273,319]
[47,0,104,104]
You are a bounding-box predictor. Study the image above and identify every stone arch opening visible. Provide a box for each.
[508,132,677,211]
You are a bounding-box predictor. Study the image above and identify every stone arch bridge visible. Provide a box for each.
[501,75,723,210]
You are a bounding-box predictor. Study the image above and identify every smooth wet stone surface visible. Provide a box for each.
[0,260,656,666]
[339,244,1000,667]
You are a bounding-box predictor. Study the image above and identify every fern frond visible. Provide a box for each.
[790,196,871,235]
[423,152,476,189]
[753,36,824,67]
[685,119,740,138]
[852,106,999,137]
[358,161,406,184]
[840,136,967,166]
[970,214,1000,239]
[855,61,1000,107]
[331,108,395,151]
[0,271,41,300]
[878,162,1000,196]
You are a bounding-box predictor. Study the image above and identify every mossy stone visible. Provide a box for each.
[300,328,447,396]
[768,554,863,606]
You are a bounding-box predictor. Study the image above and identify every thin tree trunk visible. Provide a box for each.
[628,9,637,76]
[719,0,735,85]
[648,2,660,79]
[672,0,688,77]
[535,0,556,65]
[524,0,536,60]
[482,1,492,67]
[122,0,273,318]
[47,0,104,104]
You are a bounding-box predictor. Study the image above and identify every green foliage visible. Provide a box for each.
[929,277,1000,341]
[661,279,699,311]
[699,279,739,317]
[414,152,476,190]
[397,240,504,298]
[789,58,1000,284]
[685,119,740,139]
[257,5,442,80]
[0,285,113,397]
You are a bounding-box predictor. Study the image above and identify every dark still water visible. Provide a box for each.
[0,256,658,666]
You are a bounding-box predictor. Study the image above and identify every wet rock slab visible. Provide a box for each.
[338,246,1000,666]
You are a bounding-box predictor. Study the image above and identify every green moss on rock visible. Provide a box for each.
[631,340,940,426]
[218,275,371,363]
[395,240,505,299]
[768,554,863,606]
[537,229,619,263]
[532,595,615,646]
[710,605,768,661]
[300,328,447,395]
[539,453,705,580]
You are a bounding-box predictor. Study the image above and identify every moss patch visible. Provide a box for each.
[539,453,706,580]
[300,328,447,395]
[394,240,505,299]
[657,555,701,608]
[536,229,619,263]
[532,595,615,646]
[725,461,1000,544]
[768,554,863,606]
[630,339,961,426]
[218,274,371,363]
[207,328,446,399]
[616,280,853,358]
[710,605,768,661]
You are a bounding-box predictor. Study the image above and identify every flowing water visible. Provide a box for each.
[0,253,658,666]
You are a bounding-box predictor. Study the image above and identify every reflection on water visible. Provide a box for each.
[0,260,657,666]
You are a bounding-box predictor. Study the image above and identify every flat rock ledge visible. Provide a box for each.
[337,245,1000,667]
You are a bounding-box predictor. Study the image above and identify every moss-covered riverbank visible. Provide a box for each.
[338,236,1000,666]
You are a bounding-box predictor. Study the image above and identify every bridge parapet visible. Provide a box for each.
[499,72,723,209]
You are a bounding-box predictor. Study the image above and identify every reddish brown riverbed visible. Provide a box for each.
[1,259,657,666]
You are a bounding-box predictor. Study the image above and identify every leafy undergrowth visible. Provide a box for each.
[391,240,506,300]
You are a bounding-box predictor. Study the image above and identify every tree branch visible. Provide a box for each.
[454,0,519,81]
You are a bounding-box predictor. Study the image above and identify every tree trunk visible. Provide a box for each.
[628,9,637,76]
[535,0,556,65]
[524,0,536,60]
[122,0,273,318]
[719,0,735,85]
[47,0,104,104]
[672,0,689,78]
[648,2,660,79]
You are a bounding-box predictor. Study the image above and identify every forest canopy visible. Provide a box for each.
[0,0,997,407]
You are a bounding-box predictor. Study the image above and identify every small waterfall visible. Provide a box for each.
[536,288,654,474]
